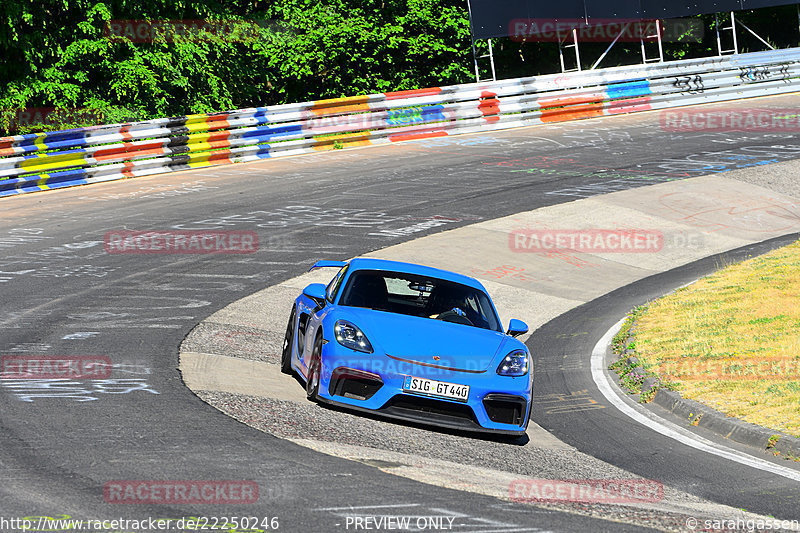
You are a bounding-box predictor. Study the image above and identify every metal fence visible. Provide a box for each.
[1,47,799,198]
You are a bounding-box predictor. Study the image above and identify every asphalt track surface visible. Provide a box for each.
[2,94,800,531]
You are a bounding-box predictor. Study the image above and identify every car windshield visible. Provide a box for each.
[339,269,502,332]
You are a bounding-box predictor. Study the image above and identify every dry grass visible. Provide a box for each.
[634,239,800,438]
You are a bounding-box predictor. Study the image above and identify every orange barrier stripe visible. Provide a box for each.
[388,131,448,142]
[122,160,135,178]
[204,113,231,131]
[385,87,443,100]
[540,103,604,122]
[312,132,372,151]
[311,96,371,116]
[538,93,605,108]
[207,151,234,163]
[203,130,232,142]
[203,139,234,150]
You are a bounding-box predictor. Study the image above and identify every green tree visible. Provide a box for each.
[0,0,473,134]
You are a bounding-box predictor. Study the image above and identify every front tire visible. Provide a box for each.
[280,306,296,375]
[306,334,323,402]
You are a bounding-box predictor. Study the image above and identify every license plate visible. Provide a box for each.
[402,376,469,402]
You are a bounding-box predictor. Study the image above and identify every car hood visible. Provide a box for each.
[339,307,508,372]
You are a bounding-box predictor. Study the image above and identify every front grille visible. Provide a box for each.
[483,394,527,426]
[381,395,479,429]
[328,368,383,401]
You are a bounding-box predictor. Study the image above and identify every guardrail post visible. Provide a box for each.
[640,20,664,64]
[716,12,739,55]
[466,0,496,82]
[559,28,582,73]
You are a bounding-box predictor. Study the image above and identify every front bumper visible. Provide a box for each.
[317,351,532,435]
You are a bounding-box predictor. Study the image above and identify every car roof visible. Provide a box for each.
[346,258,487,292]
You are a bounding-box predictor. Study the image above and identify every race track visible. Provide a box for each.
[2,94,800,532]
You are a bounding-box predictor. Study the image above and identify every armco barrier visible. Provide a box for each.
[1,48,799,197]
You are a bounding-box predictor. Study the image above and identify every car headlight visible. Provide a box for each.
[497,349,529,377]
[334,320,373,353]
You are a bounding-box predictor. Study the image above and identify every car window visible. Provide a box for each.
[326,264,349,303]
[339,270,501,332]
[384,277,419,296]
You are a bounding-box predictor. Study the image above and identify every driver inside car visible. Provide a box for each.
[426,285,489,328]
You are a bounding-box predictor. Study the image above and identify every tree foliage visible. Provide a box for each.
[0,0,474,133]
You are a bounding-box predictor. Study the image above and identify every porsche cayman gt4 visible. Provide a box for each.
[281,258,532,436]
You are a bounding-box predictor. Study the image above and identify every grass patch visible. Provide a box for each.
[630,239,800,437]
[608,305,676,402]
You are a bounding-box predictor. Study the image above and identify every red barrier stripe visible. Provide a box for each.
[122,160,135,178]
[384,87,443,100]
[607,96,652,114]
[94,141,167,161]
[538,93,605,108]
[479,92,501,124]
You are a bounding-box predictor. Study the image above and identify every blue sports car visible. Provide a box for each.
[281,258,532,436]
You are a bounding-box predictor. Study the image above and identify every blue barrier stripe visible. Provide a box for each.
[386,105,447,126]
[1,110,279,155]
[237,124,303,140]
[606,80,651,99]
[37,167,89,184]
[0,176,30,191]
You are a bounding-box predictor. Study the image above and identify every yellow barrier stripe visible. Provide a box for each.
[186,140,213,153]
[187,131,214,143]
[312,132,373,151]
[313,95,371,108]
[34,133,48,153]
[37,174,51,190]
[19,152,87,172]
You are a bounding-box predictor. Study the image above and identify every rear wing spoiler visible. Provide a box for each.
[308,260,347,271]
